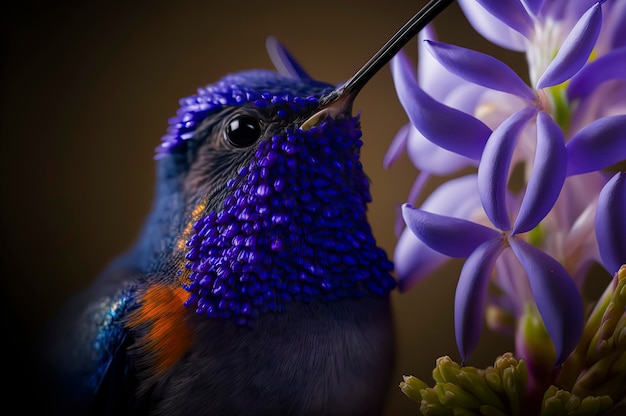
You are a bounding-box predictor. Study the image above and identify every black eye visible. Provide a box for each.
[225,115,262,148]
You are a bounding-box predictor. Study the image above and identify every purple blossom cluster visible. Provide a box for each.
[387,0,626,376]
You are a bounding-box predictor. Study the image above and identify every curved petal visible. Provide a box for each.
[394,228,449,292]
[564,200,601,285]
[537,3,603,89]
[493,247,529,315]
[474,89,528,130]
[395,175,484,290]
[478,107,538,231]
[595,172,626,275]
[391,51,492,161]
[458,0,527,51]
[417,26,489,109]
[562,0,601,25]
[401,174,433,240]
[265,36,312,80]
[567,47,626,99]
[550,172,606,234]
[402,204,500,258]
[407,126,476,175]
[455,238,505,361]
[426,175,485,222]
[568,81,626,136]
[384,123,410,169]
[604,1,626,49]
[444,83,490,114]
[424,40,535,100]
[474,0,534,38]
[566,115,626,176]
[509,238,584,365]
[418,25,461,100]
[407,172,431,210]
[418,25,491,108]
[512,112,567,234]
[522,0,544,16]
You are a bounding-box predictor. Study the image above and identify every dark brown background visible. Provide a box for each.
[1,1,525,413]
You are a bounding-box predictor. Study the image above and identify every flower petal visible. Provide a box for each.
[537,3,603,89]
[384,123,410,169]
[418,28,489,111]
[424,40,535,100]
[418,25,462,100]
[567,47,626,99]
[522,0,544,16]
[391,51,492,160]
[394,227,449,292]
[455,238,505,361]
[540,173,606,286]
[512,112,567,234]
[423,174,484,220]
[604,1,626,49]
[568,81,626,136]
[566,115,626,176]
[407,172,431,209]
[407,126,476,175]
[494,248,530,315]
[474,90,528,130]
[395,172,435,238]
[562,0,602,24]
[478,107,537,231]
[417,24,487,108]
[265,36,312,80]
[474,0,534,39]
[550,172,606,238]
[458,0,527,51]
[564,201,601,285]
[509,238,584,364]
[395,175,484,290]
[595,172,626,275]
[445,83,490,114]
[402,204,500,258]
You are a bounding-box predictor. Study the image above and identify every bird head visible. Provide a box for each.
[141,1,454,325]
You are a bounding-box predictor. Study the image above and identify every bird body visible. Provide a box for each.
[42,1,457,411]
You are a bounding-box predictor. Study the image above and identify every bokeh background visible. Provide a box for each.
[2,0,526,413]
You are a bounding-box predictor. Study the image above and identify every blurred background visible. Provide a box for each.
[1,0,526,413]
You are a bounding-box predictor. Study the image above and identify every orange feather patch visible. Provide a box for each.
[126,284,193,380]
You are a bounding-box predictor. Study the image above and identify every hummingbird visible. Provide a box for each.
[41,1,455,415]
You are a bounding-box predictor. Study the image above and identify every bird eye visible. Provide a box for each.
[224,115,262,148]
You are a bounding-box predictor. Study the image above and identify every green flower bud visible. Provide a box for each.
[541,385,612,416]
[557,265,626,409]
[437,382,482,409]
[456,369,505,410]
[400,375,428,403]
[402,354,530,414]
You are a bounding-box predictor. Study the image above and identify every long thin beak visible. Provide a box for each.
[301,0,455,130]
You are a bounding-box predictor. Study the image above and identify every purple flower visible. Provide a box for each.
[388,0,626,368]
[595,171,626,275]
[384,26,489,234]
[392,1,626,178]
[402,159,583,364]
[393,175,484,291]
